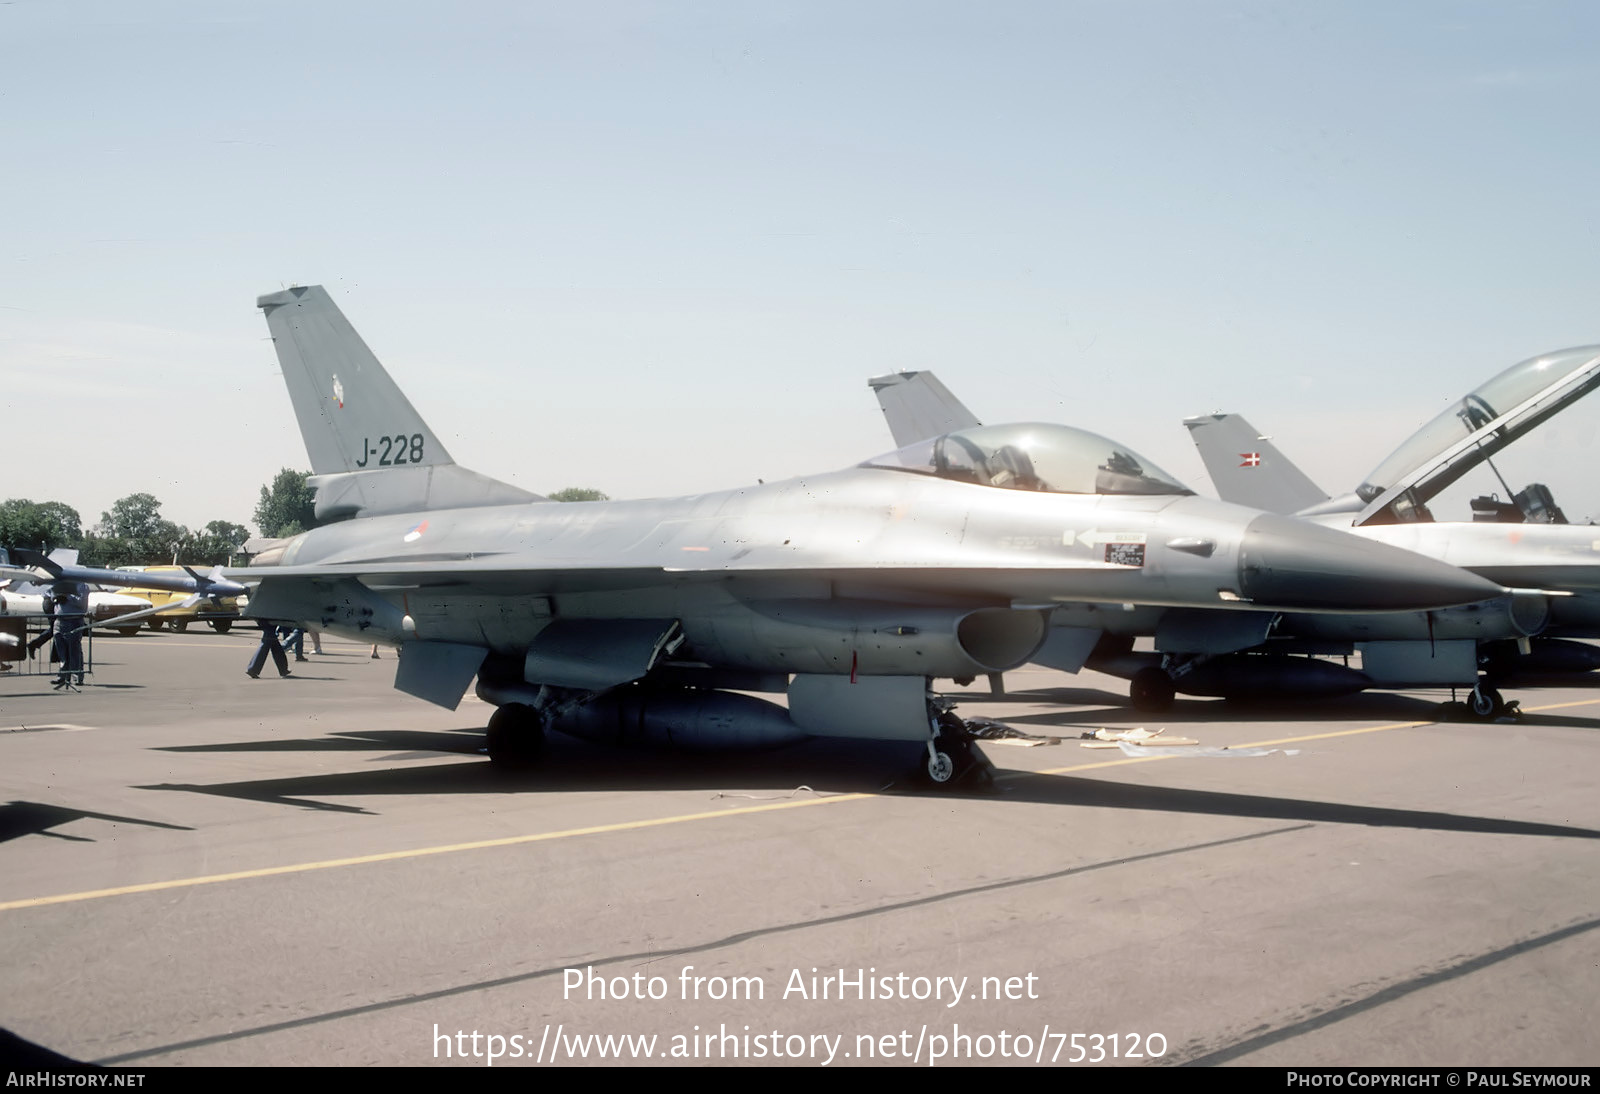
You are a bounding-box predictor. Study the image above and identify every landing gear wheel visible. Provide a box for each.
[486,703,545,768]
[1468,684,1504,721]
[1130,667,1175,712]
[925,746,955,785]
[918,705,987,788]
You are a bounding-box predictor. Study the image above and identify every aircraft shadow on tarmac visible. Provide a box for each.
[130,735,1600,840]
[0,800,193,844]
[0,683,145,699]
[980,774,1600,839]
[154,728,489,756]
[134,736,923,814]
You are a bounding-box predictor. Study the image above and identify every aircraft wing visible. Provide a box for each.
[868,371,983,446]
[239,554,1146,601]
[1183,413,1329,515]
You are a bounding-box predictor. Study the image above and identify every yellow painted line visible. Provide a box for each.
[0,792,873,913]
[1519,698,1600,714]
[7,698,1595,912]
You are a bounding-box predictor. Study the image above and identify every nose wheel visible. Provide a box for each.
[917,705,988,788]
[925,742,956,784]
[1467,684,1505,721]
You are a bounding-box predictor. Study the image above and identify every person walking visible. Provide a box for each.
[281,625,308,662]
[247,620,291,678]
[45,583,88,689]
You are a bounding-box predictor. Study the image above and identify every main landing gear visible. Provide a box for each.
[485,702,545,768]
[1129,666,1176,713]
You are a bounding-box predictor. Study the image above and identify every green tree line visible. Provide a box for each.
[2,470,611,567]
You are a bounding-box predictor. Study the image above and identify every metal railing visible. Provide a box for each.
[0,614,95,682]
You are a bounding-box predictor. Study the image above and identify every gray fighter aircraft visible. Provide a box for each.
[874,367,1600,718]
[1182,346,1600,712]
[238,287,1500,782]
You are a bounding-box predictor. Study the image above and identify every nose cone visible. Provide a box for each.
[1238,514,1502,611]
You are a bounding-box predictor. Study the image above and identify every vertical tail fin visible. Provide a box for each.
[1183,413,1329,515]
[257,286,540,519]
[258,285,452,475]
[868,371,984,447]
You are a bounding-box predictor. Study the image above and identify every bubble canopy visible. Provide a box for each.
[862,422,1194,497]
[1357,345,1600,502]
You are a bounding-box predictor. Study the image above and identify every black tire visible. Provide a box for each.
[924,748,956,785]
[209,620,230,634]
[1468,684,1504,721]
[116,627,139,638]
[1130,667,1175,712]
[486,703,545,767]
[175,620,190,633]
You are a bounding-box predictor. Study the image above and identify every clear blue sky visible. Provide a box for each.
[4,1,1599,532]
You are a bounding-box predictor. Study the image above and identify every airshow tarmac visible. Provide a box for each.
[1,629,1597,1068]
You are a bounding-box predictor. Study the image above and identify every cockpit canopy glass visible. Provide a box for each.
[863,422,1193,497]
[1356,345,1600,501]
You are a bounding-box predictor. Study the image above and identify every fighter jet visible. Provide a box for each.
[237,287,1500,783]
[1182,346,1600,713]
[874,367,1600,718]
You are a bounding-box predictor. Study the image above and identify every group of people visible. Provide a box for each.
[18,600,384,686]
[245,621,324,678]
[245,623,383,678]
[33,582,89,689]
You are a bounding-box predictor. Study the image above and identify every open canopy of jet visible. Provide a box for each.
[231,288,1502,782]
[1187,345,1600,527]
[1177,347,1600,716]
[1353,344,1600,525]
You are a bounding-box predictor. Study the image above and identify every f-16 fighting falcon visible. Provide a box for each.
[1182,345,1600,716]
[874,365,1600,719]
[238,286,1501,783]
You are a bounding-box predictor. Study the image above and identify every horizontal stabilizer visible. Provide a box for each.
[309,465,541,522]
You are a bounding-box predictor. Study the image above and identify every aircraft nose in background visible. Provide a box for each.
[1237,513,1502,611]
